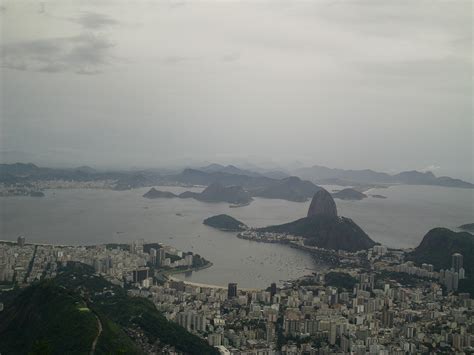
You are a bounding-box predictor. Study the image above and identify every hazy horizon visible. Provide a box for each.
[1,0,472,181]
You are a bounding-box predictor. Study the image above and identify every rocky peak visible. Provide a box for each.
[307,188,338,218]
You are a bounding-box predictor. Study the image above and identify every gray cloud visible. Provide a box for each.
[74,11,118,29]
[1,33,114,74]
[221,53,240,63]
[161,55,196,65]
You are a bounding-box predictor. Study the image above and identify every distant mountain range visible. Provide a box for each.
[1,162,472,201]
[293,165,473,188]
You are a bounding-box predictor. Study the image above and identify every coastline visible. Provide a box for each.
[168,275,262,292]
[160,261,214,276]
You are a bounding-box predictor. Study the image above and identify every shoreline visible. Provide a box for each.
[160,261,214,276]
[168,275,262,292]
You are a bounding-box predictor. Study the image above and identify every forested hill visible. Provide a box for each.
[0,262,218,355]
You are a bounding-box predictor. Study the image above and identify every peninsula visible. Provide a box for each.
[257,189,376,252]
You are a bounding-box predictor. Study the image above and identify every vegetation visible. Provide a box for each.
[407,228,474,274]
[325,272,357,291]
[0,281,99,354]
[203,214,247,231]
[458,279,474,297]
[0,262,219,355]
[377,271,429,287]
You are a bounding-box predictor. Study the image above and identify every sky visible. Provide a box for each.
[0,0,472,180]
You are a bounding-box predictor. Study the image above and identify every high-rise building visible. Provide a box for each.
[270,282,277,297]
[157,248,166,266]
[132,267,149,283]
[381,304,394,328]
[130,239,144,254]
[228,283,238,299]
[452,253,463,272]
[149,248,157,265]
[17,236,25,247]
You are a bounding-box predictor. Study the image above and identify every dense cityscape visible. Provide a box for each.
[1,233,472,354]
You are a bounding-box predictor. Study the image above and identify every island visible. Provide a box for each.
[332,188,367,201]
[370,194,387,199]
[143,183,253,205]
[203,214,248,232]
[180,182,253,205]
[143,187,178,199]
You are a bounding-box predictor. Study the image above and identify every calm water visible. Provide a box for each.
[0,184,472,287]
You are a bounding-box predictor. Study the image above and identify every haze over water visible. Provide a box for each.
[0,184,472,287]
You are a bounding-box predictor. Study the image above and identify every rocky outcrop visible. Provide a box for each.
[258,187,376,252]
[307,189,338,217]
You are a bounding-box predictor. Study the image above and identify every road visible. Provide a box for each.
[90,313,103,355]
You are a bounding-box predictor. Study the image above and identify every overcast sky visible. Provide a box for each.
[0,0,472,179]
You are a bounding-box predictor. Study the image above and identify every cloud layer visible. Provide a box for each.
[0,0,472,180]
[1,34,114,74]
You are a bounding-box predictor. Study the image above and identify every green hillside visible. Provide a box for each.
[0,281,100,354]
[407,228,474,275]
[0,262,218,355]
